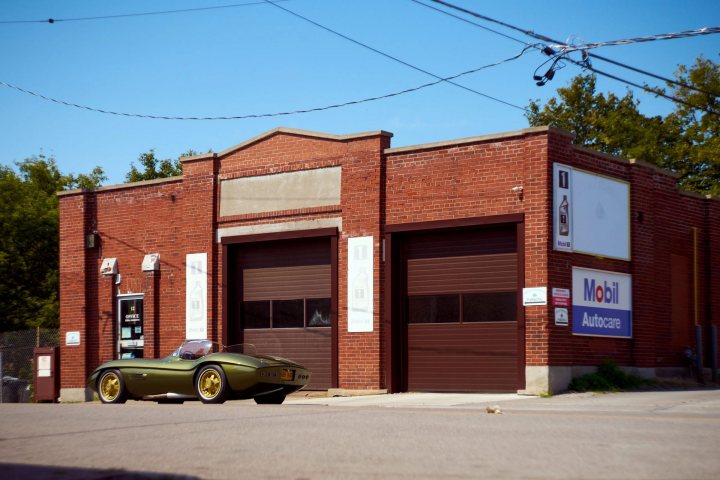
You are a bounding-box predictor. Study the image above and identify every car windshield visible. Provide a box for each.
[170,340,256,359]
[173,340,219,360]
[225,343,257,356]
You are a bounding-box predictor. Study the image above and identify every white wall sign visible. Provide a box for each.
[522,287,547,306]
[186,253,208,340]
[65,331,80,346]
[572,267,632,338]
[554,308,569,326]
[553,164,630,260]
[347,236,373,332]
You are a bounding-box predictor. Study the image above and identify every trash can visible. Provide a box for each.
[2,376,29,403]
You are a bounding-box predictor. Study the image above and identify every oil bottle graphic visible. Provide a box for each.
[559,195,570,236]
[351,244,370,313]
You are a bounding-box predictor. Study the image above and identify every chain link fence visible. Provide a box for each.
[0,328,59,403]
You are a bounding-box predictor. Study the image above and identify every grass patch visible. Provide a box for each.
[568,360,655,392]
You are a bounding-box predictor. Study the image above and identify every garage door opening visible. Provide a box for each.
[386,220,524,393]
[224,233,337,390]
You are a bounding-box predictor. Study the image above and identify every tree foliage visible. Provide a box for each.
[0,156,105,331]
[527,56,719,195]
[125,149,198,182]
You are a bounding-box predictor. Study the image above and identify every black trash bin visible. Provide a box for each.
[2,376,30,403]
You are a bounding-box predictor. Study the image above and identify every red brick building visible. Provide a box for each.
[58,126,719,401]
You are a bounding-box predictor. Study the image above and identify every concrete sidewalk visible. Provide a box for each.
[285,391,535,408]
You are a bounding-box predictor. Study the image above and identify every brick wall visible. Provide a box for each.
[59,126,719,393]
[547,134,719,370]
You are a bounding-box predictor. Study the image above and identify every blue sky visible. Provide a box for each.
[1,0,718,185]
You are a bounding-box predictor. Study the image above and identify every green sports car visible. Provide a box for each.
[87,339,311,405]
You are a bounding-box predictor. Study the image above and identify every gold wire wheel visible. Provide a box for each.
[198,368,222,399]
[100,372,120,401]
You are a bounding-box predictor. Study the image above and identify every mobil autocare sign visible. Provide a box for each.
[572,267,632,338]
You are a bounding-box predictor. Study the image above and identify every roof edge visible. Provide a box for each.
[384,126,570,155]
[57,175,183,197]
[182,127,394,162]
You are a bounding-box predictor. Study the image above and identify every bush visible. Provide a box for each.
[568,360,653,392]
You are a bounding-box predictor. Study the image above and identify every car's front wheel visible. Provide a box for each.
[196,365,228,404]
[254,390,286,405]
[98,369,127,404]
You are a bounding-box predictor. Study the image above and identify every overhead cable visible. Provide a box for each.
[557,27,720,52]
[425,0,718,115]
[0,1,287,24]
[261,0,528,111]
[588,53,718,98]
[0,47,532,120]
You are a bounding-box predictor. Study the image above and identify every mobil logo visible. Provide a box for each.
[583,278,620,305]
[572,267,631,311]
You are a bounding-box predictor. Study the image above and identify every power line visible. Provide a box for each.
[425,0,718,115]
[409,0,530,47]
[570,60,718,115]
[558,27,720,52]
[0,1,288,24]
[428,0,556,44]
[415,0,714,98]
[261,0,528,112]
[0,47,531,120]
[588,53,717,98]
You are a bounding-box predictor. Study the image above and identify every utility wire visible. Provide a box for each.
[588,53,717,98]
[409,0,529,47]
[428,0,556,44]
[570,60,718,115]
[0,47,532,120]
[261,0,528,111]
[0,1,287,24]
[557,27,720,52]
[425,0,718,115]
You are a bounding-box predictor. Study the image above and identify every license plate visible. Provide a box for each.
[280,369,294,381]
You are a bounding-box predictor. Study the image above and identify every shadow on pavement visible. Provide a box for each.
[0,463,199,480]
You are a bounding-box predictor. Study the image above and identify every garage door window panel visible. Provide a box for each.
[462,292,517,322]
[243,301,271,329]
[408,295,459,324]
[272,299,304,328]
[307,298,331,327]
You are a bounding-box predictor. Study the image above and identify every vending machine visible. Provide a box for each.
[118,295,144,359]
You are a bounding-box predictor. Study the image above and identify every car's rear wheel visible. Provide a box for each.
[196,365,228,404]
[254,390,286,405]
[98,369,127,404]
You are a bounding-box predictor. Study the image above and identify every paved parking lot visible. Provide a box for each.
[1,389,719,479]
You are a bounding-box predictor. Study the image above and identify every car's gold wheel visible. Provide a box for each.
[196,365,228,404]
[98,369,127,404]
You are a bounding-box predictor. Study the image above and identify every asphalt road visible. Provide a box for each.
[1,390,719,480]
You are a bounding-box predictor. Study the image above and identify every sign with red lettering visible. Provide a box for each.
[552,288,570,307]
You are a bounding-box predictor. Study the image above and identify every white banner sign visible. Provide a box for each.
[553,163,630,260]
[347,236,373,332]
[186,253,208,340]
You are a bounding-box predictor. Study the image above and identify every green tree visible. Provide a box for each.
[659,57,720,194]
[125,149,198,182]
[527,56,719,195]
[0,156,105,331]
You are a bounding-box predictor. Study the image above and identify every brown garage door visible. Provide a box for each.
[404,227,519,392]
[236,238,332,390]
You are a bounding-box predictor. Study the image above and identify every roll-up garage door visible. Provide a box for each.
[237,238,332,390]
[404,226,518,392]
